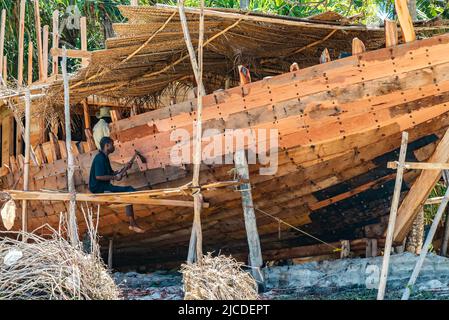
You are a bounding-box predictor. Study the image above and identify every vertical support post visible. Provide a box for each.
[82,100,91,130]
[0,9,5,80]
[395,0,416,43]
[234,149,264,284]
[3,54,6,83]
[108,238,113,269]
[377,131,409,300]
[366,239,378,258]
[80,17,88,68]
[181,0,205,264]
[16,121,23,157]
[402,185,449,300]
[52,10,59,76]
[42,25,49,81]
[62,48,79,247]
[17,0,26,87]
[131,0,139,5]
[2,115,14,166]
[385,19,398,47]
[177,0,206,96]
[320,48,331,64]
[352,38,366,55]
[34,0,44,80]
[340,240,350,258]
[27,42,33,86]
[22,89,31,239]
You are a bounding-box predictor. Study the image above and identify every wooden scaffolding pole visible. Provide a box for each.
[61,48,79,246]
[34,0,44,80]
[0,9,5,80]
[27,42,33,86]
[52,10,59,76]
[385,19,398,47]
[395,0,416,43]
[402,184,449,300]
[22,89,31,239]
[377,131,408,300]
[180,0,205,263]
[234,149,264,284]
[80,17,88,68]
[42,25,49,81]
[17,0,25,86]
[177,0,206,96]
[2,54,6,82]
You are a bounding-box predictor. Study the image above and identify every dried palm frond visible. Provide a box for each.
[181,253,258,300]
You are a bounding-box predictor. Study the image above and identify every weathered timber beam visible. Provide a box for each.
[3,190,210,208]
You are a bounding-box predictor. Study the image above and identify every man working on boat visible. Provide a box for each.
[89,136,145,233]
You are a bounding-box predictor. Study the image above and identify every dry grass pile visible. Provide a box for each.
[180,253,258,300]
[0,206,120,300]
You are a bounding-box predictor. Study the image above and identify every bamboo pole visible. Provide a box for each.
[0,9,6,80]
[27,41,33,86]
[17,0,25,86]
[131,0,139,5]
[80,17,88,68]
[61,48,79,247]
[177,0,206,96]
[34,0,44,80]
[377,131,408,300]
[181,0,205,263]
[22,89,31,239]
[402,185,449,300]
[52,10,59,76]
[42,25,48,81]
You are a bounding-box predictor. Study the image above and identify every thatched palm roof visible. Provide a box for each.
[27,5,449,108]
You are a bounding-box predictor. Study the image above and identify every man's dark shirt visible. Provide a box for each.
[89,151,114,193]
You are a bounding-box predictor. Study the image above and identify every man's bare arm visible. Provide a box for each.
[96,175,118,182]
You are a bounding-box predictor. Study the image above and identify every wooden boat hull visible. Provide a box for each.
[3,33,449,268]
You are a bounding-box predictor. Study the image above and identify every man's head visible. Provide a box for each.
[100,136,115,155]
[96,107,111,123]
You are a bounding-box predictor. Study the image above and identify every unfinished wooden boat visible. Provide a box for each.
[1,5,449,269]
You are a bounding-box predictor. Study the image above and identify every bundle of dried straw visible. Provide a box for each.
[0,206,120,300]
[180,253,258,300]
